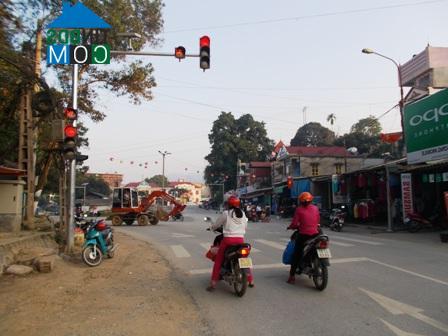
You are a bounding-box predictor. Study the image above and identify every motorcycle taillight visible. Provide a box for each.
[317,240,328,249]
[239,247,250,257]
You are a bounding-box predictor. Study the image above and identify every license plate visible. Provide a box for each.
[317,248,332,258]
[238,257,253,269]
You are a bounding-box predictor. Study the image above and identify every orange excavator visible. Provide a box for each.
[110,187,186,226]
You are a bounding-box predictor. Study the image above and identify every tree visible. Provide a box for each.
[350,116,381,137]
[205,112,274,192]
[77,171,111,196]
[145,175,168,188]
[290,122,335,147]
[326,113,336,126]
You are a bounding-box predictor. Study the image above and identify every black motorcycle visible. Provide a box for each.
[204,217,253,297]
[294,230,331,291]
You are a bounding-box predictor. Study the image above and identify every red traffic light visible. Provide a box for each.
[64,125,77,138]
[64,107,77,120]
[175,46,186,60]
[200,36,210,47]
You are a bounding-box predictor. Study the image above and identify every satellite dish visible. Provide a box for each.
[347,147,358,154]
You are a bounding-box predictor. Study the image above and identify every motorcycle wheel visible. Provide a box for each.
[108,237,115,258]
[233,263,248,297]
[408,220,421,233]
[335,221,342,232]
[312,258,328,291]
[82,245,103,267]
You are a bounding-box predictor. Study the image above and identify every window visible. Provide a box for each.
[335,163,343,175]
[311,163,319,176]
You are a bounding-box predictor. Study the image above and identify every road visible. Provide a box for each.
[115,206,448,336]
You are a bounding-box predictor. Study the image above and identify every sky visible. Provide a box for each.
[80,0,448,184]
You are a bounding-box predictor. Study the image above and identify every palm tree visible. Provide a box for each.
[326,113,336,126]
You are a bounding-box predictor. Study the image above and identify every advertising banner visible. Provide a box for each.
[401,173,413,222]
[404,89,448,164]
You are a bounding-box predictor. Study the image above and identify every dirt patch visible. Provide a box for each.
[0,232,211,336]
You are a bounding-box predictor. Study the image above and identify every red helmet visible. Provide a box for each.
[227,196,241,208]
[298,192,313,203]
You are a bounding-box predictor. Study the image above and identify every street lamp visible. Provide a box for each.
[158,150,171,190]
[361,48,405,141]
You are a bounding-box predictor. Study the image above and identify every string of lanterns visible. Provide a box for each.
[108,157,201,174]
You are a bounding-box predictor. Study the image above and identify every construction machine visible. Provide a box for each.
[110,187,186,226]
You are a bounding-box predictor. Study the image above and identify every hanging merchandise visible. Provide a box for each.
[422,174,428,183]
[436,174,442,183]
[353,203,359,219]
[429,174,435,183]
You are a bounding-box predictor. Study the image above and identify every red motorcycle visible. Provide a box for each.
[404,211,446,233]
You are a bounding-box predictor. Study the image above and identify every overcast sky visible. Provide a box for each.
[80,0,448,184]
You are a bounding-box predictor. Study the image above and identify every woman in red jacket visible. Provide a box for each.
[286,192,320,284]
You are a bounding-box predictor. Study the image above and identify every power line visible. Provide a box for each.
[163,0,446,33]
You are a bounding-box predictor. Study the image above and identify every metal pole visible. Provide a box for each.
[385,164,393,232]
[111,50,200,57]
[66,63,78,253]
[162,154,165,190]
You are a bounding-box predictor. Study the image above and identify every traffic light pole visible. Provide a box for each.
[66,63,78,253]
[111,51,200,57]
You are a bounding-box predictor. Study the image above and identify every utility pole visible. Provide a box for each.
[158,150,171,190]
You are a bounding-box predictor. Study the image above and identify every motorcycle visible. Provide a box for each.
[404,211,446,233]
[204,217,253,297]
[290,228,331,291]
[327,206,346,232]
[82,218,117,267]
[171,213,184,221]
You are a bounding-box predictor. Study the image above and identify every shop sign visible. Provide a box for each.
[443,172,448,182]
[331,174,347,204]
[401,173,414,222]
[277,145,289,161]
[404,89,448,164]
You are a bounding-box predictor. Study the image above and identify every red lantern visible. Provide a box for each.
[130,161,134,164]
[109,157,114,161]
[287,176,293,189]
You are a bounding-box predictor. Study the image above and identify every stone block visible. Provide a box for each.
[35,255,55,273]
[5,264,33,275]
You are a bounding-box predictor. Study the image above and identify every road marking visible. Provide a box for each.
[188,257,368,275]
[255,239,285,250]
[361,288,448,334]
[380,319,425,336]
[367,258,448,287]
[172,233,195,238]
[330,236,383,246]
[280,237,354,247]
[170,245,191,258]
[200,242,260,253]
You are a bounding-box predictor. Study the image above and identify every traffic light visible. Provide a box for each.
[174,46,186,60]
[199,35,210,71]
[63,107,77,160]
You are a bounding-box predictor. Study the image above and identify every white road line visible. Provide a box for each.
[367,258,448,287]
[255,239,285,250]
[330,236,383,246]
[188,257,368,275]
[280,237,354,247]
[380,319,424,336]
[200,242,260,253]
[172,233,195,238]
[170,245,191,258]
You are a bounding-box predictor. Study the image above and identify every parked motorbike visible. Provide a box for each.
[82,219,117,267]
[204,217,253,297]
[326,206,346,232]
[404,211,446,233]
[290,228,331,291]
[171,213,184,222]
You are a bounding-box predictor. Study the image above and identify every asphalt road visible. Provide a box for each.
[115,206,448,336]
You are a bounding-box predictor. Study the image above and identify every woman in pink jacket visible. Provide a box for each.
[286,192,320,284]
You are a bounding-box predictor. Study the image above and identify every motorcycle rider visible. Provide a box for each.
[286,192,320,284]
[207,195,254,291]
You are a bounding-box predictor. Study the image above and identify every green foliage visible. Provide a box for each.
[350,115,381,136]
[205,112,274,191]
[290,122,336,146]
[145,174,168,187]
